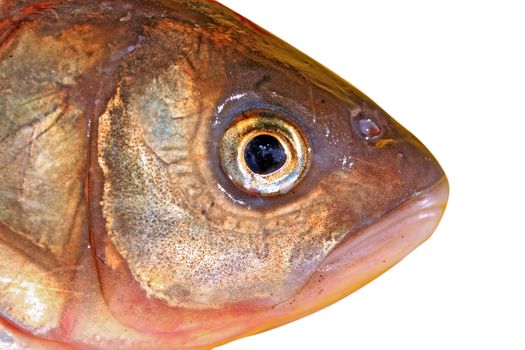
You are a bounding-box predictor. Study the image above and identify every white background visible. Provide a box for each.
[219,1,525,349]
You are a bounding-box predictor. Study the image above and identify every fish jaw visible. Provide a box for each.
[237,176,450,336]
[319,178,449,293]
[174,177,449,348]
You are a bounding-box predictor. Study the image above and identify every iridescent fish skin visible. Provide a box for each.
[0,1,448,349]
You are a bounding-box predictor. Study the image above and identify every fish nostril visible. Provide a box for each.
[244,134,287,175]
[354,117,383,142]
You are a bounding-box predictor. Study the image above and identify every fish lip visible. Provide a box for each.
[314,177,449,298]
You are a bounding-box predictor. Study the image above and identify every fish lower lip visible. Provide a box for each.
[313,177,449,304]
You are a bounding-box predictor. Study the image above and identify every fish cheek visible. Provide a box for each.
[92,45,353,335]
[92,49,227,333]
[91,41,291,332]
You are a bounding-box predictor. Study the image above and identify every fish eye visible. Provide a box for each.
[244,134,287,175]
[352,114,383,143]
[220,110,310,196]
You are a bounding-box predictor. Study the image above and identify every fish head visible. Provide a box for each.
[0,0,448,348]
[91,2,448,346]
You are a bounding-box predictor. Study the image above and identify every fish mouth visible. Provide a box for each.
[292,177,449,312]
[222,177,450,346]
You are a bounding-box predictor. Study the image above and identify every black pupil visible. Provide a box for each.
[244,134,287,175]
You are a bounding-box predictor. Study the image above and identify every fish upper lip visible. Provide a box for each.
[318,177,449,274]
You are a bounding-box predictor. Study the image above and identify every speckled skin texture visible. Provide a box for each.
[0,0,446,348]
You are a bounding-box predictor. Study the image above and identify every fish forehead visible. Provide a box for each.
[0,0,446,348]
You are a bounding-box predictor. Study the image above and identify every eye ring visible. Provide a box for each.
[220,110,310,196]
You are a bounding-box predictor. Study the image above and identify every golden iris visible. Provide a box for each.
[220,110,310,196]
